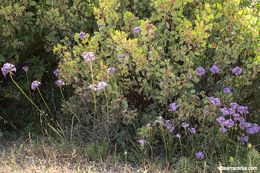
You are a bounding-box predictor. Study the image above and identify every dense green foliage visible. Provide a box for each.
[1,0,259,170]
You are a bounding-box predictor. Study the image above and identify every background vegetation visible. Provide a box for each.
[0,0,259,172]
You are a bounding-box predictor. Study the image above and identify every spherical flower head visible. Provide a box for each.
[176,133,181,139]
[189,127,196,134]
[219,108,229,116]
[230,102,239,109]
[165,120,174,133]
[233,113,241,121]
[239,121,251,130]
[209,64,220,74]
[108,67,116,74]
[138,139,146,146]
[208,97,221,106]
[79,31,86,39]
[223,87,231,94]
[1,63,16,77]
[97,81,107,91]
[232,66,242,76]
[216,116,225,125]
[133,27,141,33]
[237,106,249,114]
[53,68,59,78]
[246,123,260,134]
[118,54,125,59]
[196,67,205,76]
[82,52,96,62]
[196,151,205,160]
[55,80,65,87]
[240,135,249,144]
[31,80,41,90]
[181,122,190,129]
[168,102,178,112]
[219,127,227,134]
[223,119,235,128]
[22,66,29,72]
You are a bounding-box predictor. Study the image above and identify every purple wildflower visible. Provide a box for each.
[176,133,181,139]
[79,31,86,39]
[208,97,221,106]
[223,87,231,94]
[108,67,116,74]
[188,127,196,134]
[237,106,249,114]
[31,80,41,90]
[55,80,65,87]
[209,64,220,74]
[54,68,59,78]
[168,102,178,112]
[82,52,96,62]
[240,121,252,130]
[118,54,125,59]
[219,108,230,116]
[233,113,241,121]
[22,66,28,72]
[1,63,16,77]
[222,119,235,128]
[219,127,227,134]
[196,151,205,160]
[165,120,174,133]
[196,67,205,76]
[133,27,141,33]
[246,123,260,134]
[138,139,146,146]
[216,116,225,124]
[240,135,249,144]
[232,66,242,75]
[181,122,190,129]
[230,102,239,109]
[97,81,107,91]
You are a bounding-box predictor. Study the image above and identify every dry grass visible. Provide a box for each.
[0,138,170,173]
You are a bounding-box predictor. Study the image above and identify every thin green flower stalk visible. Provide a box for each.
[37,87,54,118]
[10,73,41,112]
[89,62,98,117]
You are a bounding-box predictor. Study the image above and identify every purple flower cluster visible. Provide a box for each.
[82,52,96,62]
[208,97,221,106]
[196,151,205,160]
[216,102,259,143]
[133,27,141,33]
[79,31,86,39]
[88,81,108,91]
[232,67,242,76]
[1,63,16,77]
[168,102,178,112]
[22,66,29,72]
[118,54,125,59]
[54,68,59,78]
[223,87,231,94]
[138,139,147,146]
[108,67,116,74]
[210,64,220,74]
[196,67,205,76]
[55,80,65,87]
[31,80,41,90]
[153,117,175,133]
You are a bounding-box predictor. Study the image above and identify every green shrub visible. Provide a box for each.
[53,0,259,164]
